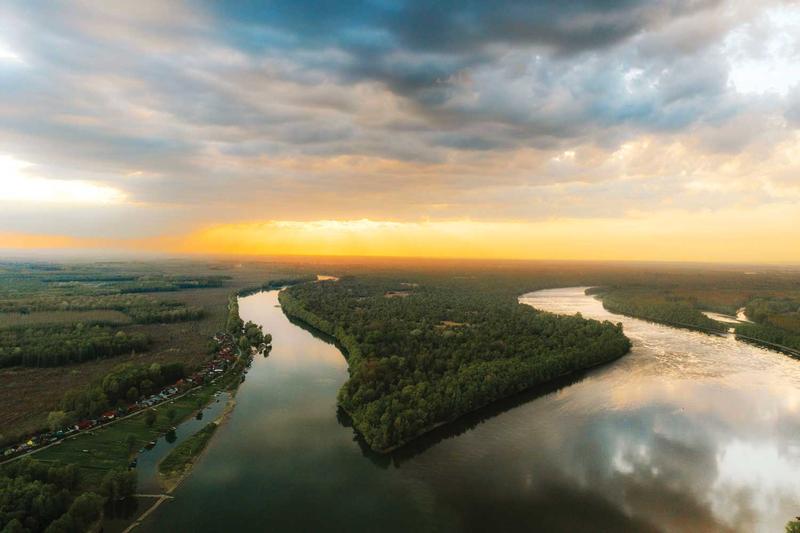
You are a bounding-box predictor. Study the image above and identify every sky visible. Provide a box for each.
[1,0,799,262]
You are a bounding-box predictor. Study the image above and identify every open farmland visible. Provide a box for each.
[0,260,314,445]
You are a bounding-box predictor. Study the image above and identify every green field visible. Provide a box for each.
[32,367,242,487]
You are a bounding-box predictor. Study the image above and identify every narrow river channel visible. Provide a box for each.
[139,287,800,532]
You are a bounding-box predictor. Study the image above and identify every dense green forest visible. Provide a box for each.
[589,287,725,332]
[0,265,225,372]
[61,361,186,419]
[0,292,205,324]
[0,325,150,368]
[281,275,631,452]
[0,458,131,533]
[0,460,135,533]
[591,283,800,353]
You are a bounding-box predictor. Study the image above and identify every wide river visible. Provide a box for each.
[140,287,800,532]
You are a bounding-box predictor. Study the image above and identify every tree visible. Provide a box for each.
[139,379,154,396]
[47,410,69,432]
[144,409,156,427]
[126,386,139,403]
[3,519,25,533]
[166,406,177,425]
[238,335,250,353]
[125,433,138,454]
[67,492,104,529]
[100,470,136,501]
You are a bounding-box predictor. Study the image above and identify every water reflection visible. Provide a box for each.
[139,287,800,533]
[518,288,800,532]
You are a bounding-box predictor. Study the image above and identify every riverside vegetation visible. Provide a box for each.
[280,274,631,452]
[0,302,270,533]
[0,260,303,533]
[0,261,311,445]
[157,422,218,489]
[590,272,800,353]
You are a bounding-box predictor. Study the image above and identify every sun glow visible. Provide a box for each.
[171,206,800,263]
[0,155,126,205]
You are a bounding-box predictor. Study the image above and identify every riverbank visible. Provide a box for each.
[158,422,218,491]
[157,392,237,493]
[113,285,800,533]
[588,289,800,359]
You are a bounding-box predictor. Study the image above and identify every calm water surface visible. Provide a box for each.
[141,287,800,532]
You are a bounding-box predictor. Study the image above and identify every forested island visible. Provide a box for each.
[280,275,631,452]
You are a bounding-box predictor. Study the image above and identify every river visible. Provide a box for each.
[139,287,800,532]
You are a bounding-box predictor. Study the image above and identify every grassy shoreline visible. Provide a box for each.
[31,363,245,488]
[158,422,218,492]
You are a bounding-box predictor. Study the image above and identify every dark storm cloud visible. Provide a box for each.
[0,0,742,173]
[210,0,725,109]
[0,0,797,236]
[215,0,721,56]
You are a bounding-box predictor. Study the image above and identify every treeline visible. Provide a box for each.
[40,274,136,283]
[0,325,150,368]
[735,322,800,353]
[236,275,317,297]
[740,296,800,352]
[226,296,271,352]
[594,289,725,332]
[61,362,185,419]
[114,277,226,294]
[126,304,204,324]
[0,459,97,533]
[745,297,800,327]
[0,459,136,533]
[39,274,228,291]
[281,277,630,452]
[594,287,800,354]
[0,295,203,325]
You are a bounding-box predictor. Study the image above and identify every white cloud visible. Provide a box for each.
[0,154,125,205]
[725,5,800,96]
[0,41,23,63]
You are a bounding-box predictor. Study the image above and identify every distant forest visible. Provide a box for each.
[590,277,800,354]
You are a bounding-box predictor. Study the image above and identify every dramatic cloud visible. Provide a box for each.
[0,0,798,260]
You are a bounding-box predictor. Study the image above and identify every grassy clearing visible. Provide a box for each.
[32,376,234,488]
[158,422,217,490]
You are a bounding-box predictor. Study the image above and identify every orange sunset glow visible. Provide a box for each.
[1,2,799,263]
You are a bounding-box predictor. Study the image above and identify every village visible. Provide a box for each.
[0,331,246,462]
